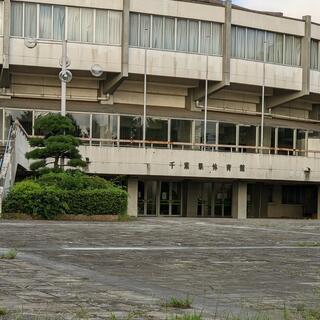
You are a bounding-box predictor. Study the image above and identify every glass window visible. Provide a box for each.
[53,6,65,41]
[11,2,23,37]
[266,32,274,63]
[164,17,175,50]
[146,118,168,142]
[278,128,294,154]
[255,30,265,61]
[67,113,90,139]
[39,4,52,39]
[24,3,37,38]
[247,28,256,60]
[311,39,319,70]
[200,21,211,54]
[92,114,118,145]
[194,121,216,145]
[81,8,94,43]
[129,12,139,46]
[139,14,150,47]
[170,119,192,144]
[96,10,108,44]
[274,33,284,64]
[231,25,237,57]
[219,123,236,147]
[239,125,256,153]
[5,110,32,136]
[212,23,222,55]
[152,16,163,49]
[235,26,246,59]
[0,2,3,35]
[67,7,80,41]
[188,20,199,53]
[109,11,122,45]
[293,36,301,66]
[120,116,143,141]
[282,186,303,205]
[285,35,294,65]
[297,129,306,154]
[177,18,188,52]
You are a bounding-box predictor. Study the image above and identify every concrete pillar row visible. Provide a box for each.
[232,182,248,219]
[127,178,138,217]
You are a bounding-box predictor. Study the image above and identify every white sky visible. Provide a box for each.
[233,0,320,23]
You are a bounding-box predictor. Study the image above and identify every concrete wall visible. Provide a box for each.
[232,9,305,36]
[230,59,303,91]
[128,48,223,81]
[9,39,122,72]
[80,146,320,183]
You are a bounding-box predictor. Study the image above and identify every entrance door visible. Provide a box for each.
[214,183,232,217]
[160,182,182,216]
[138,181,157,216]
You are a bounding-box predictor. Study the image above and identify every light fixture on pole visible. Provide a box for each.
[260,40,267,153]
[90,64,104,78]
[24,39,72,117]
[143,27,149,148]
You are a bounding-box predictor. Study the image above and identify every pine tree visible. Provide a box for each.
[26,113,87,171]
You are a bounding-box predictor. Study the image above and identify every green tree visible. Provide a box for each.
[26,113,87,171]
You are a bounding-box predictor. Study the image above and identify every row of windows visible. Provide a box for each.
[1,109,311,155]
[231,26,302,66]
[129,12,223,56]
[11,1,122,45]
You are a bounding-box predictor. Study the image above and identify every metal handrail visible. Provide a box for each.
[0,125,14,173]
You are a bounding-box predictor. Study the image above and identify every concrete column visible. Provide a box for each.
[317,186,320,219]
[186,181,199,217]
[122,0,130,77]
[127,178,138,217]
[232,182,247,219]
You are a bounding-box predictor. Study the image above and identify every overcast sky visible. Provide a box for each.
[233,0,320,23]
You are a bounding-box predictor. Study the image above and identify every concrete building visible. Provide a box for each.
[1,0,320,219]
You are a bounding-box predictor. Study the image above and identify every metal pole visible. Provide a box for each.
[260,40,267,153]
[143,46,147,147]
[61,40,67,116]
[204,52,209,148]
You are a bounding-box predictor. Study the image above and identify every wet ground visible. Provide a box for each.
[0,218,320,319]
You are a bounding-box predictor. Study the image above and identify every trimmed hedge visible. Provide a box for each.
[4,174,128,219]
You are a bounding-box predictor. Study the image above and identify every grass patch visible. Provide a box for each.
[167,312,202,320]
[297,242,320,247]
[0,248,17,260]
[165,296,193,309]
[0,307,7,316]
[118,214,136,222]
[74,306,89,319]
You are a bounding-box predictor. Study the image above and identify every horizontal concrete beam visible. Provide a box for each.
[80,146,320,183]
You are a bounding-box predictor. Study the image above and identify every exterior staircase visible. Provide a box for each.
[0,122,30,215]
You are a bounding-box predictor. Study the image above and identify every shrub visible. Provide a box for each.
[4,172,128,219]
[37,171,114,190]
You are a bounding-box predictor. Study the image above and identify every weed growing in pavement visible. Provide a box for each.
[0,248,17,259]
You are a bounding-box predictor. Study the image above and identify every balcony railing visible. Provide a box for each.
[77,138,318,158]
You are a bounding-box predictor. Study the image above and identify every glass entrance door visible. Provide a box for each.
[138,181,157,216]
[160,182,182,216]
[214,183,232,217]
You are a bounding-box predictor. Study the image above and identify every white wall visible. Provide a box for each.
[231,59,303,91]
[80,146,320,183]
[9,39,122,72]
[129,48,223,81]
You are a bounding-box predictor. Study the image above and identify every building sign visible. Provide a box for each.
[168,162,246,172]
